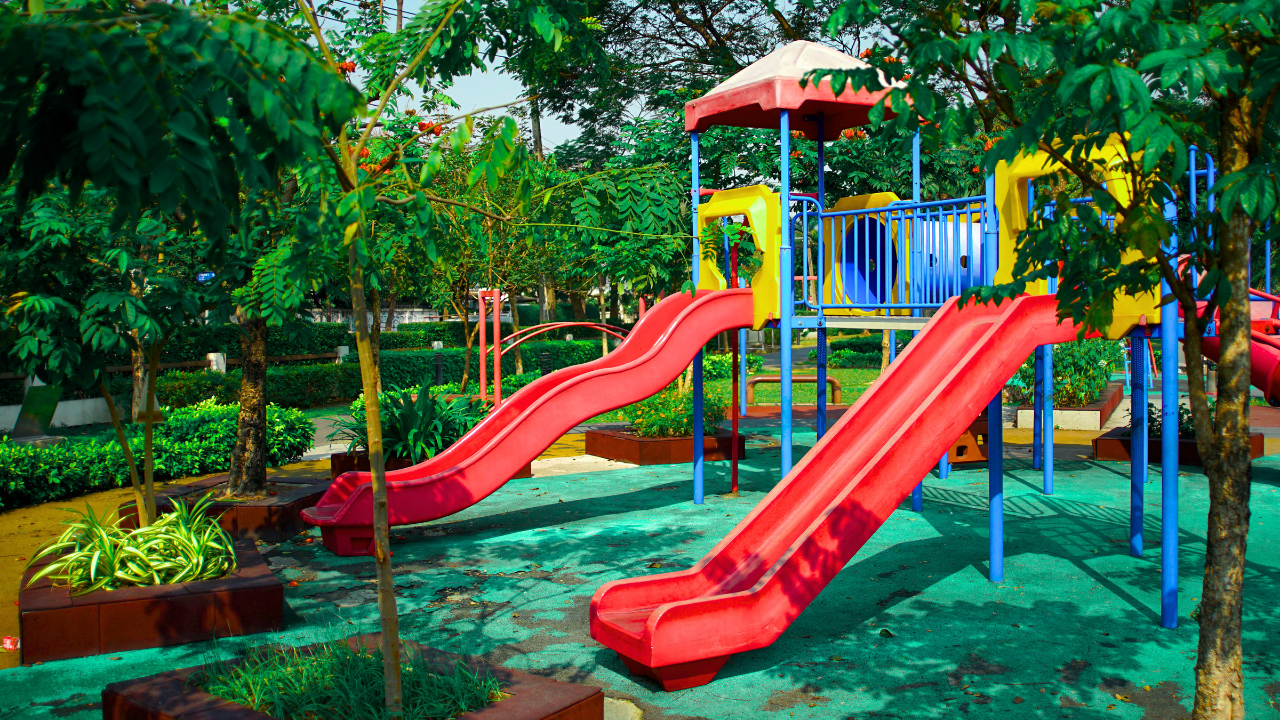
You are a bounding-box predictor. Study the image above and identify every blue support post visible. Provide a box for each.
[1032,347,1044,470]
[988,393,1004,582]
[1042,345,1054,495]
[780,111,794,476]
[815,114,828,439]
[691,131,704,505]
[912,130,922,202]
[1130,334,1148,557]
[739,319,748,417]
[1161,195,1180,628]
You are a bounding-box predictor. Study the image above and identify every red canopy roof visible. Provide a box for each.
[684,41,902,141]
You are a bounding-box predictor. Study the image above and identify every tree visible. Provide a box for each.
[810,0,1278,715]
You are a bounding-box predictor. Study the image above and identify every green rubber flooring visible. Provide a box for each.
[5,432,1280,719]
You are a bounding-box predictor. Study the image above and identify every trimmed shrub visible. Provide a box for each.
[702,353,765,380]
[0,401,315,510]
[1006,339,1125,407]
[155,370,241,407]
[362,340,602,389]
[153,364,364,409]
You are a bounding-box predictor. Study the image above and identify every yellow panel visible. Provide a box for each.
[993,135,1158,335]
[696,186,781,329]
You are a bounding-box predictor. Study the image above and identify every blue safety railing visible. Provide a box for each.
[790,194,992,312]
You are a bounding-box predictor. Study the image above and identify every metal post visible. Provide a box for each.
[816,114,828,439]
[691,131,705,505]
[988,393,1004,582]
[477,292,487,404]
[1161,193,1180,628]
[1043,345,1054,494]
[1032,346,1044,470]
[912,130,922,203]
[780,110,794,476]
[492,290,502,408]
[1130,334,1148,557]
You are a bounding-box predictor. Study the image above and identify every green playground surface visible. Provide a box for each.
[4,434,1280,719]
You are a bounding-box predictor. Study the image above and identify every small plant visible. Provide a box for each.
[25,495,236,595]
[1006,339,1125,407]
[329,386,487,463]
[195,640,504,720]
[625,388,728,438]
[702,353,764,379]
[1146,398,1214,439]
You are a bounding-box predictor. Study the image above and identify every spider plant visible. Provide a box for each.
[26,494,237,595]
[328,386,486,464]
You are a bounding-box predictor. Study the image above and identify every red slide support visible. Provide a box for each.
[303,289,755,555]
[589,294,1086,691]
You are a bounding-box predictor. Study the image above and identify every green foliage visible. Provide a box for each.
[1006,340,1125,408]
[365,340,600,389]
[26,495,236,595]
[196,640,502,720]
[1147,399,1213,439]
[0,3,360,238]
[0,402,314,510]
[328,388,486,462]
[624,389,728,438]
[0,379,24,405]
[702,353,764,380]
[154,365,364,409]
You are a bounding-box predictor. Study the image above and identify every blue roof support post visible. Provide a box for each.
[691,131,705,505]
[780,110,794,476]
[815,114,828,440]
[1130,333,1148,557]
[910,128,926,504]
[1161,193,1180,628]
[983,172,1003,582]
[1042,346,1054,494]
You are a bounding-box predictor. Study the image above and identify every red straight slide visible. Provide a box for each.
[303,289,756,556]
[590,294,1084,691]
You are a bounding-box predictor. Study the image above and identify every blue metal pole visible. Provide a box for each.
[1032,346,1044,470]
[816,115,828,440]
[780,111,794,476]
[691,131,704,505]
[912,130,922,202]
[1161,193,1180,628]
[1043,345,1054,495]
[1130,334,1148,557]
[988,393,1004,582]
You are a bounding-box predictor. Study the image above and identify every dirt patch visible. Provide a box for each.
[1097,678,1189,719]
[946,654,1010,686]
[1058,659,1091,684]
[760,686,831,711]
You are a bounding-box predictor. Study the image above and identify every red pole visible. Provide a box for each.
[730,243,740,496]
[477,291,487,404]
[638,296,647,320]
[493,289,503,408]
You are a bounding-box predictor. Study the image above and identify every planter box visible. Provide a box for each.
[118,474,327,543]
[19,540,281,665]
[101,635,603,720]
[330,452,531,480]
[949,415,988,465]
[1092,427,1265,466]
[1016,382,1125,431]
[585,428,746,466]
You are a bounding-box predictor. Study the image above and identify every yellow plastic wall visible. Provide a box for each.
[695,186,781,330]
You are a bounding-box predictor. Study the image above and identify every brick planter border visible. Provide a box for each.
[585,428,746,466]
[1092,427,1265,466]
[101,636,603,720]
[19,540,282,665]
[119,474,327,543]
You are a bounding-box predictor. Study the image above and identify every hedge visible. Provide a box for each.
[1006,339,1126,407]
[153,364,365,409]
[356,340,604,389]
[0,400,314,511]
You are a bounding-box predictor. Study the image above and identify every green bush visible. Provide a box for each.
[154,365,364,409]
[829,349,883,368]
[624,389,728,438]
[364,340,601,389]
[702,353,765,379]
[328,387,486,462]
[0,401,315,510]
[1007,339,1125,407]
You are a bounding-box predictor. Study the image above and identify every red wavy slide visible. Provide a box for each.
[303,288,756,556]
[1200,288,1280,405]
[590,294,1084,691]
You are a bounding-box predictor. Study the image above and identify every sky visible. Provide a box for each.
[446,70,583,150]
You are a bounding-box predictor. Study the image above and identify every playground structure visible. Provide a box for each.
[299,39,1280,692]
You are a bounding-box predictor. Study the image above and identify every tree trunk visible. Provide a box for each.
[1190,116,1255,718]
[880,331,891,370]
[384,293,397,331]
[530,97,545,161]
[141,344,162,523]
[370,287,383,396]
[227,316,268,496]
[509,292,524,374]
[101,380,148,526]
[347,234,403,720]
[609,279,620,323]
[130,344,145,421]
[599,276,608,356]
[453,288,476,393]
[570,292,586,320]
[538,275,550,323]
[547,285,557,322]
[395,0,403,30]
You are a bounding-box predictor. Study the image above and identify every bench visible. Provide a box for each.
[745,375,842,405]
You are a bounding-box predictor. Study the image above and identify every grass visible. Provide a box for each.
[196,640,505,720]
